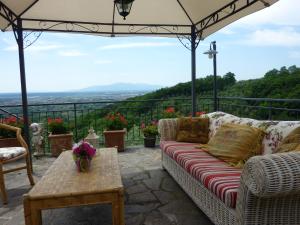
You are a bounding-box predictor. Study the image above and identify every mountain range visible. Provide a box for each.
[77,82,162,92]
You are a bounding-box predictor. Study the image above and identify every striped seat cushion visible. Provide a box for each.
[0,147,26,161]
[161,141,242,208]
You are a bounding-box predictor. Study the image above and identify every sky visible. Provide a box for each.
[0,0,300,93]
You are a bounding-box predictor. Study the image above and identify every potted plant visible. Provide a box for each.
[103,112,128,152]
[141,121,158,148]
[0,116,23,147]
[48,118,73,157]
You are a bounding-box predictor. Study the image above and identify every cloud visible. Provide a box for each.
[59,50,87,57]
[94,60,113,64]
[243,27,300,47]
[231,0,300,28]
[99,42,178,50]
[218,27,235,35]
[288,51,300,59]
[4,43,64,52]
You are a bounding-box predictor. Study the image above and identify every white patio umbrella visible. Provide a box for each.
[0,0,279,155]
[1,0,278,38]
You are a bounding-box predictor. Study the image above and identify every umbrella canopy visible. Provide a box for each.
[0,0,278,38]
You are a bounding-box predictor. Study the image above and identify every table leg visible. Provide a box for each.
[23,195,42,225]
[112,192,125,225]
[31,209,42,225]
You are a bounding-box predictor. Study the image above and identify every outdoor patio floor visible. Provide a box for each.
[0,146,213,225]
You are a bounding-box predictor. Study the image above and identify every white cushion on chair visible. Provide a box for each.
[0,147,26,161]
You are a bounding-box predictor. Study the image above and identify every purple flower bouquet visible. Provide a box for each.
[72,141,96,172]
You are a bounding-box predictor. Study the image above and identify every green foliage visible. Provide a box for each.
[142,124,158,137]
[222,65,300,99]
[74,65,300,142]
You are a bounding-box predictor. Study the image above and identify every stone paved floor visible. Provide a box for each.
[0,146,213,225]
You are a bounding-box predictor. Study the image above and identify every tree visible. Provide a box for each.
[264,68,279,78]
[223,72,236,86]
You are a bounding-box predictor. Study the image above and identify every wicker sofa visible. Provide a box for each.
[158,112,300,225]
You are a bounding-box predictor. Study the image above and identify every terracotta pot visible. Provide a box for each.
[103,129,126,152]
[48,133,73,157]
[144,136,156,148]
[0,138,21,148]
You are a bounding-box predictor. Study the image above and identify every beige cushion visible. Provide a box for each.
[199,123,265,168]
[0,147,26,161]
[176,117,209,143]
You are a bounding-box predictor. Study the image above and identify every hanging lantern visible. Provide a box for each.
[115,0,134,20]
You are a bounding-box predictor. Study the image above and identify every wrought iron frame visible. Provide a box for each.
[1,0,268,45]
[196,0,268,36]
[0,0,268,51]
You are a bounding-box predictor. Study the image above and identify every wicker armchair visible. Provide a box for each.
[0,123,34,204]
[236,152,300,225]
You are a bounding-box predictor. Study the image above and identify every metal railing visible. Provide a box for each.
[0,97,299,152]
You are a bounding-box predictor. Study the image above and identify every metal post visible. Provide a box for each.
[212,41,218,111]
[74,103,78,141]
[191,25,197,116]
[16,18,32,166]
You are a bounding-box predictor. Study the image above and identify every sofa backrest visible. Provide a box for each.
[204,112,300,154]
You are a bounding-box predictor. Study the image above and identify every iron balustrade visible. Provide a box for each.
[0,97,299,153]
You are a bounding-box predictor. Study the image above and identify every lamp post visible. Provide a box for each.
[115,0,134,20]
[204,41,218,111]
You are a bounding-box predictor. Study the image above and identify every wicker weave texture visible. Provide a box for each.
[162,151,236,225]
[241,152,300,197]
[236,152,300,225]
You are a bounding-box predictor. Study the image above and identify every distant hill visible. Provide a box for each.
[77,82,162,92]
[100,65,300,120]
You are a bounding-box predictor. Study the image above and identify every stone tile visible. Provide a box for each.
[161,177,181,192]
[131,172,149,181]
[128,192,158,204]
[125,203,159,214]
[153,190,176,205]
[148,169,168,179]
[158,200,200,215]
[126,183,148,195]
[143,177,162,191]
[144,211,177,225]
[121,178,136,188]
[125,213,144,225]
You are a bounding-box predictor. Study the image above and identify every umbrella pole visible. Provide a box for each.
[191,25,197,117]
[16,18,32,170]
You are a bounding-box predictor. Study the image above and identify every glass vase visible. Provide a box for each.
[75,157,91,172]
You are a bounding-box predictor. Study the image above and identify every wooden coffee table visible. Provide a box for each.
[23,148,124,225]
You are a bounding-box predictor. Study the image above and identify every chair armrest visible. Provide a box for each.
[0,123,28,149]
[240,152,300,197]
[158,119,178,141]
